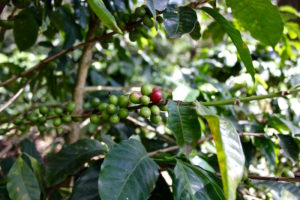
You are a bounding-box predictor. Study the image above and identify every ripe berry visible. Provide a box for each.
[156,16,163,23]
[91,97,101,107]
[143,16,154,28]
[135,6,146,17]
[109,95,118,105]
[141,84,153,96]
[141,96,150,105]
[54,107,63,115]
[90,114,100,124]
[118,95,129,107]
[151,115,162,124]
[150,88,162,104]
[98,103,108,111]
[66,102,76,113]
[107,104,117,114]
[151,105,160,115]
[109,114,120,124]
[101,110,110,120]
[53,118,62,127]
[118,108,129,119]
[39,106,49,115]
[62,115,72,123]
[140,107,151,118]
[130,92,141,104]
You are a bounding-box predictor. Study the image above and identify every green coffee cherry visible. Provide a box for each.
[101,110,110,120]
[90,114,100,124]
[38,125,46,132]
[118,108,129,119]
[13,116,23,125]
[19,124,28,132]
[141,84,153,96]
[91,97,101,107]
[117,21,126,29]
[107,104,117,114]
[156,16,163,23]
[39,106,49,115]
[109,95,118,105]
[98,103,108,111]
[120,12,130,23]
[130,92,141,104]
[151,115,162,124]
[135,6,146,17]
[27,113,38,123]
[110,114,120,124]
[54,107,63,115]
[140,107,151,118]
[160,105,168,111]
[129,30,140,42]
[66,102,76,113]
[151,105,160,115]
[118,95,129,107]
[53,118,62,127]
[143,16,154,28]
[62,115,72,123]
[38,116,47,124]
[141,96,150,105]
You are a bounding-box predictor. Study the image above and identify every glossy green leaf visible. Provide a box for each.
[13,9,39,51]
[87,0,121,33]
[70,165,100,200]
[163,4,198,38]
[190,22,201,41]
[201,7,255,81]
[167,101,201,146]
[45,139,107,185]
[98,139,159,200]
[278,135,299,164]
[226,0,283,46]
[254,137,275,165]
[269,116,300,136]
[196,102,245,200]
[7,157,41,200]
[173,160,225,200]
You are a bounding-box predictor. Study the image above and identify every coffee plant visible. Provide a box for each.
[0,0,300,199]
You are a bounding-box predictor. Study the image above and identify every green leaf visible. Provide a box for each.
[196,102,245,200]
[254,137,275,165]
[70,165,100,200]
[268,116,300,136]
[21,139,42,163]
[7,157,41,200]
[201,7,255,82]
[87,0,121,33]
[167,101,201,146]
[98,139,159,200]
[190,21,201,41]
[45,139,107,185]
[163,4,198,38]
[173,160,225,200]
[278,135,299,164]
[256,181,300,199]
[13,9,39,51]
[226,0,283,46]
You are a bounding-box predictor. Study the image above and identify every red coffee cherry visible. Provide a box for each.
[150,88,162,104]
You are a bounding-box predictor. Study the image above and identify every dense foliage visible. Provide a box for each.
[0,0,300,199]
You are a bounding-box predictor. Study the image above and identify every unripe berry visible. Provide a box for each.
[62,115,72,123]
[19,124,28,132]
[66,102,76,113]
[140,107,151,118]
[98,103,108,111]
[151,105,160,115]
[91,97,101,107]
[109,95,118,105]
[107,104,117,114]
[141,84,153,96]
[54,107,63,115]
[13,116,23,125]
[160,105,168,111]
[38,116,47,124]
[109,114,120,124]
[117,21,126,29]
[101,110,110,120]
[129,30,140,42]
[39,106,49,115]
[141,96,150,105]
[118,108,129,119]
[27,113,38,123]
[130,92,141,104]
[156,16,163,23]
[53,118,62,127]
[90,114,100,124]
[38,125,46,132]
[118,95,129,107]
[150,88,162,104]
[151,115,162,124]
[143,16,154,28]
[135,6,146,17]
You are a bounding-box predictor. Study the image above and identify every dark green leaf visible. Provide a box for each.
[70,165,100,200]
[163,4,198,38]
[7,157,41,200]
[149,175,173,200]
[196,102,245,200]
[167,101,201,146]
[254,137,275,165]
[13,9,39,51]
[268,116,300,136]
[0,157,14,175]
[226,0,283,46]
[21,139,42,163]
[45,139,107,185]
[201,7,255,81]
[98,139,159,200]
[278,135,299,164]
[190,21,201,40]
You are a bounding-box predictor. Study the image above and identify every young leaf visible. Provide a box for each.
[196,102,245,200]
[87,0,122,33]
[226,0,283,46]
[7,157,41,200]
[201,7,255,82]
[98,139,159,200]
[45,139,107,185]
[163,4,198,38]
[167,101,201,146]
